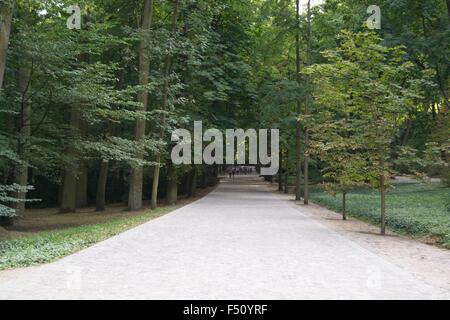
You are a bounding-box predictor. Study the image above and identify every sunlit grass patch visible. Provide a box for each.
[310,183,450,248]
[0,206,175,271]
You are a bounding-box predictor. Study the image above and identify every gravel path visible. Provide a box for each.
[0,176,449,300]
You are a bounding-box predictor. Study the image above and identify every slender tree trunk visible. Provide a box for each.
[278,148,283,191]
[284,148,289,194]
[0,0,14,89]
[96,159,109,212]
[380,174,386,235]
[303,0,312,205]
[213,165,219,184]
[401,117,412,145]
[295,0,303,201]
[60,49,90,214]
[303,137,309,204]
[201,167,208,188]
[447,0,450,20]
[166,165,178,205]
[188,167,197,198]
[151,0,179,210]
[342,191,347,221]
[128,0,154,211]
[435,65,450,110]
[284,170,289,194]
[14,64,32,216]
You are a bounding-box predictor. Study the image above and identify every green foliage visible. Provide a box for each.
[307,30,426,192]
[0,184,35,217]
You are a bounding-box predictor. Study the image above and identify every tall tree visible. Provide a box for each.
[96,159,108,212]
[128,0,154,211]
[151,0,180,210]
[303,0,312,205]
[295,0,303,201]
[308,31,424,234]
[13,57,31,215]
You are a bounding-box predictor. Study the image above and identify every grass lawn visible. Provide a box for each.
[0,206,176,271]
[0,186,216,271]
[310,183,450,248]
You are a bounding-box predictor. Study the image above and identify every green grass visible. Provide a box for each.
[310,183,450,248]
[0,206,176,271]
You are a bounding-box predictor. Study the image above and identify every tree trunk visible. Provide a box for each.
[0,0,14,89]
[211,165,219,186]
[128,0,154,211]
[61,169,77,213]
[435,65,450,110]
[342,191,347,221]
[278,148,283,191]
[380,174,386,235]
[13,64,32,216]
[60,108,80,214]
[303,0,312,206]
[167,180,178,205]
[76,165,88,208]
[96,160,109,212]
[447,0,450,20]
[150,154,161,209]
[57,183,63,207]
[401,117,412,146]
[151,0,180,210]
[188,167,197,198]
[284,148,289,194]
[201,167,208,188]
[295,0,303,201]
[60,50,90,214]
[303,144,309,204]
[166,165,178,205]
[284,170,289,194]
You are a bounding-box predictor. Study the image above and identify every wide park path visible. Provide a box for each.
[0,176,449,300]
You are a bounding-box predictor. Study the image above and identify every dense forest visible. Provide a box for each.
[0,0,449,234]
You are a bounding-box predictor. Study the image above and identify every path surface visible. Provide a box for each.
[0,176,449,300]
